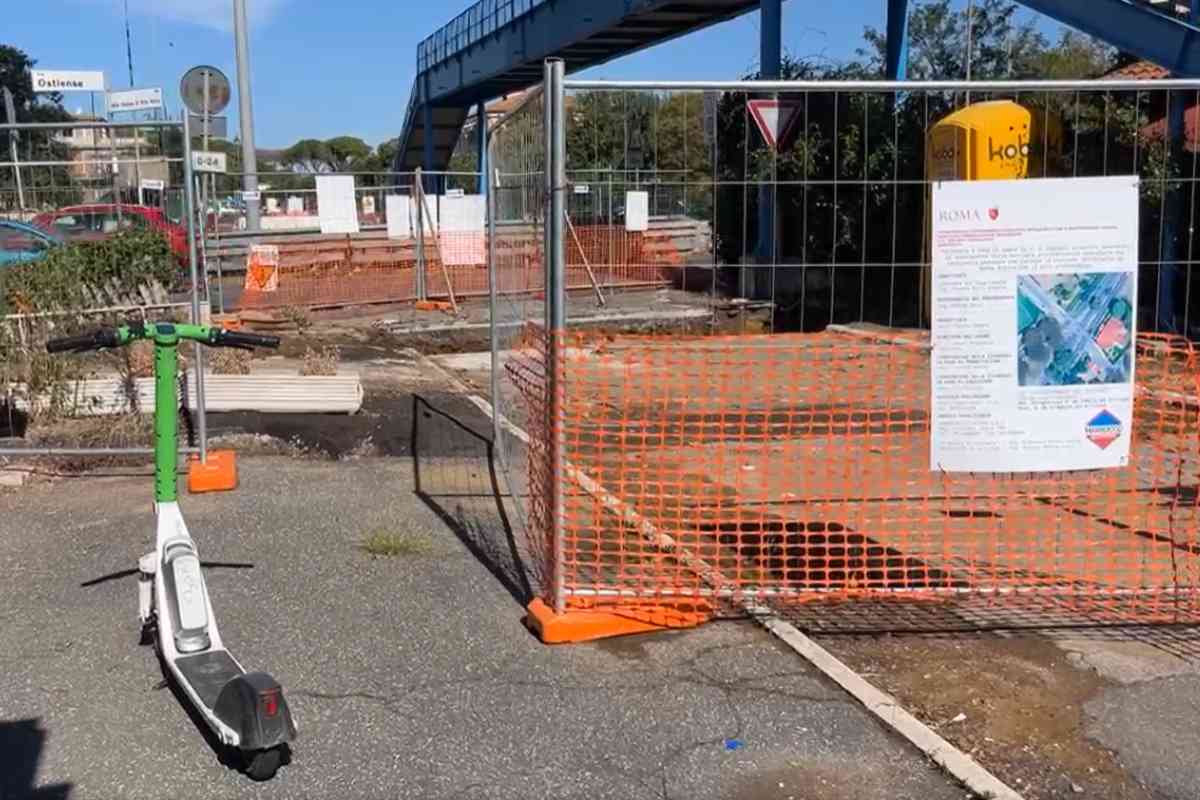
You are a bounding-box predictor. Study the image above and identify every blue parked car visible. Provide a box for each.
[0,219,62,268]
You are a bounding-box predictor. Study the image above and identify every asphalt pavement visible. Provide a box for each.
[0,451,968,800]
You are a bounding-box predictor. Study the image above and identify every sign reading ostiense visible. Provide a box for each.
[31,70,106,93]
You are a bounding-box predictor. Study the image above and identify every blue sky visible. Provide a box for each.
[5,0,1060,148]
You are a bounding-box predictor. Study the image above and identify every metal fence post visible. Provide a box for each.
[1161,89,1185,334]
[181,111,208,462]
[415,167,427,302]
[3,88,24,210]
[486,139,503,453]
[545,58,568,614]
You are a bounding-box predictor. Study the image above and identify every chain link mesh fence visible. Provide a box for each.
[0,118,204,457]
[503,75,1200,631]
[487,85,551,594]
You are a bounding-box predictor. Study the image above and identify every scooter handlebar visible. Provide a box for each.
[215,330,281,350]
[46,329,120,354]
[46,324,281,353]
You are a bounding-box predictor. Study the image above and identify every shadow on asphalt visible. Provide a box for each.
[0,718,72,799]
[410,394,534,605]
[782,601,1200,663]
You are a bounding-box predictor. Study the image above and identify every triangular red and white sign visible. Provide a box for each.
[747,99,802,152]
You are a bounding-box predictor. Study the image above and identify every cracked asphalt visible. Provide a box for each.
[0,442,966,799]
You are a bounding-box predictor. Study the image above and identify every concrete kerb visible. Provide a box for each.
[410,347,1026,800]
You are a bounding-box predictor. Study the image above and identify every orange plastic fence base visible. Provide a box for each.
[524,598,711,644]
[414,300,455,313]
[187,450,239,494]
[211,314,243,331]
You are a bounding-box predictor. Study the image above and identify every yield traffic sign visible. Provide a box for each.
[747,99,803,152]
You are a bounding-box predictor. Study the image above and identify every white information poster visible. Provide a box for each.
[316,175,360,235]
[931,176,1139,473]
[625,191,649,232]
[438,194,486,232]
[437,194,486,265]
[385,195,413,239]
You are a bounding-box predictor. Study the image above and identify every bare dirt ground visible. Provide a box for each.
[829,635,1146,799]
[819,630,1200,800]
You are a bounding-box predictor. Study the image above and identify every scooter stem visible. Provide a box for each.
[153,327,181,504]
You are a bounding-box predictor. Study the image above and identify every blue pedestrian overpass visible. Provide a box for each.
[396,0,1200,175]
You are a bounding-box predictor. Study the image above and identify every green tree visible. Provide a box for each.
[1027,30,1116,79]
[323,136,372,171]
[858,0,1047,79]
[857,0,1115,80]
[373,137,400,171]
[280,136,372,173]
[0,44,78,212]
[281,138,332,173]
[1,45,57,113]
[444,126,481,192]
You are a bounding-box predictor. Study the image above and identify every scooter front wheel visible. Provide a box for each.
[242,746,284,781]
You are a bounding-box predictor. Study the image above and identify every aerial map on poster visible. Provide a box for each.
[930,176,1139,473]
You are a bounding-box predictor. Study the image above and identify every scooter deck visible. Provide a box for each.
[176,650,244,709]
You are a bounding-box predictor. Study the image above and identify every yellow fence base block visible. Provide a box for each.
[188,450,239,494]
[524,597,712,644]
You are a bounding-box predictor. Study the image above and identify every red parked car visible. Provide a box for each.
[32,204,193,266]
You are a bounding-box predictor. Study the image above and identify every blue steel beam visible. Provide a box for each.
[1158,3,1197,334]
[422,98,435,189]
[886,0,910,80]
[398,0,776,172]
[1162,88,1185,333]
[476,103,487,195]
[754,0,782,299]
[1016,0,1200,77]
[399,0,1200,175]
[761,0,782,80]
[420,0,767,105]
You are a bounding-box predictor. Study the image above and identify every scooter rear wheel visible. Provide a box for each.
[243,746,283,781]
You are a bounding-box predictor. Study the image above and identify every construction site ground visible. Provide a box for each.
[3,305,1199,799]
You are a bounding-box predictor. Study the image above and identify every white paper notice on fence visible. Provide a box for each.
[930,176,1139,474]
[438,194,486,232]
[625,191,649,232]
[438,194,486,265]
[385,195,413,239]
[316,175,360,234]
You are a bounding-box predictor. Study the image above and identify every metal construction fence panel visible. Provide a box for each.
[0,117,207,458]
[204,171,478,313]
[488,83,553,594]
[495,73,1200,632]
[211,164,691,315]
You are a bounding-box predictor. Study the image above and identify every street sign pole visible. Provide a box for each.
[202,69,211,227]
[234,0,261,232]
[2,87,24,211]
[135,136,143,205]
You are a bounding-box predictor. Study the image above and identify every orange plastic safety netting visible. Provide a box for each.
[235,226,681,312]
[512,328,1200,625]
[237,236,422,311]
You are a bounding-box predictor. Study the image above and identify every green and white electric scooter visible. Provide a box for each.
[48,321,297,781]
